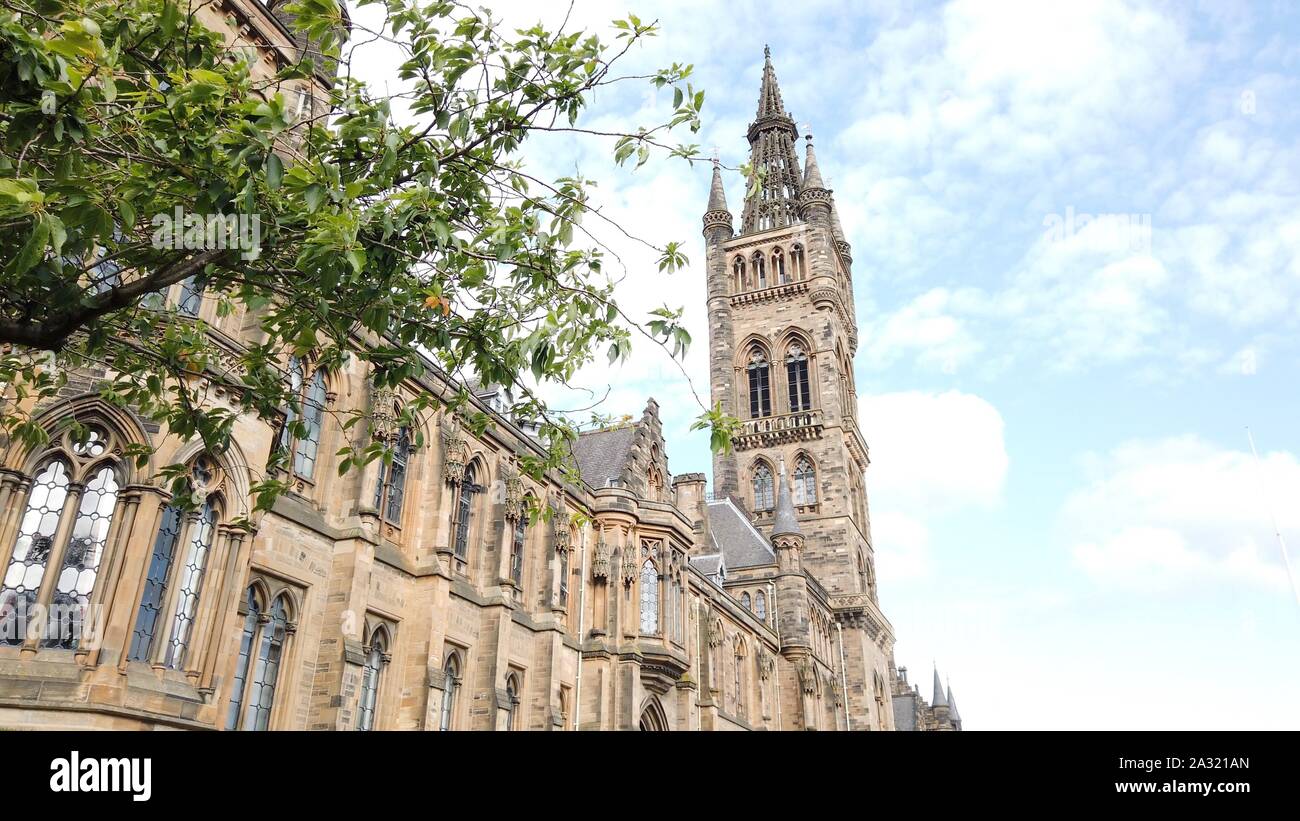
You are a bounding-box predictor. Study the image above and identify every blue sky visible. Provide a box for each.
[351,0,1300,728]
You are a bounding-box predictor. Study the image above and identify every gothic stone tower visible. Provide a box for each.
[703,48,896,729]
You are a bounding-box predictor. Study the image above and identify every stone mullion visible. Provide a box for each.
[0,471,30,569]
[186,524,238,684]
[78,485,141,666]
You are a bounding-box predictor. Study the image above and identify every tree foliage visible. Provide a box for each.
[0,0,730,509]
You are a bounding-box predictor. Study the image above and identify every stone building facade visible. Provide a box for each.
[0,6,957,731]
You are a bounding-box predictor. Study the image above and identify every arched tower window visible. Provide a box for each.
[772,247,786,284]
[786,343,811,412]
[639,559,659,635]
[752,462,774,511]
[373,426,411,526]
[755,590,767,620]
[791,244,806,280]
[503,673,521,730]
[357,626,389,731]
[741,591,752,611]
[440,652,461,731]
[751,251,767,289]
[793,456,817,506]
[747,346,772,419]
[733,256,746,292]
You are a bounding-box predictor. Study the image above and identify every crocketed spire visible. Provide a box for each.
[740,48,802,235]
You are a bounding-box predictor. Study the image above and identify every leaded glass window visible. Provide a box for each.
[46,465,119,648]
[0,460,70,646]
[357,631,386,731]
[163,500,216,668]
[755,590,767,621]
[510,515,525,586]
[128,505,183,661]
[294,368,327,480]
[787,344,811,412]
[752,464,774,511]
[558,547,569,606]
[243,595,288,730]
[747,348,771,418]
[639,560,659,635]
[742,591,752,611]
[225,588,260,730]
[793,456,817,506]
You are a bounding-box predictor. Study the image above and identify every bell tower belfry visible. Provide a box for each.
[702,47,896,730]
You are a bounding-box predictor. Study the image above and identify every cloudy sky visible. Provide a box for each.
[349,0,1300,728]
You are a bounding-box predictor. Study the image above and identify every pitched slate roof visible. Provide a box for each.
[571,426,637,487]
[706,499,777,568]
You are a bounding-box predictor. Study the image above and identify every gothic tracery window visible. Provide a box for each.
[752,463,774,511]
[786,343,811,412]
[225,586,294,731]
[1,425,125,650]
[751,251,767,289]
[357,626,388,731]
[793,456,817,507]
[639,559,659,635]
[503,673,521,730]
[733,255,746,292]
[440,652,461,731]
[742,591,752,611]
[772,247,787,283]
[747,346,772,419]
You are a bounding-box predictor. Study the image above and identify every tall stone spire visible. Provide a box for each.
[702,156,733,234]
[772,458,802,538]
[931,667,948,707]
[802,133,826,190]
[739,47,803,235]
[947,684,961,723]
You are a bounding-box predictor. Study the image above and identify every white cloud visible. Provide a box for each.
[1063,436,1300,594]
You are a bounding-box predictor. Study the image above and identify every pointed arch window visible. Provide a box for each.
[357,628,388,731]
[772,247,787,283]
[755,590,767,620]
[751,251,767,289]
[503,673,521,730]
[747,347,772,418]
[558,546,570,607]
[791,244,806,280]
[162,498,216,668]
[440,652,461,731]
[225,587,294,730]
[2,425,129,650]
[741,591,752,611]
[733,256,746,292]
[639,560,659,635]
[752,463,774,511]
[373,426,410,525]
[510,513,526,587]
[793,456,817,506]
[453,461,481,560]
[278,356,328,482]
[786,343,811,412]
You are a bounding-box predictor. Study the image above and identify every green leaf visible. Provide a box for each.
[7,218,50,276]
[266,152,284,190]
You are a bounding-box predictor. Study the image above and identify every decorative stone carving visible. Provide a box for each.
[757,650,774,681]
[551,494,571,552]
[707,616,725,648]
[797,659,816,694]
[370,384,400,442]
[501,462,523,521]
[590,532,610,581]
[440,418,467,485]
[621,546,638,587]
